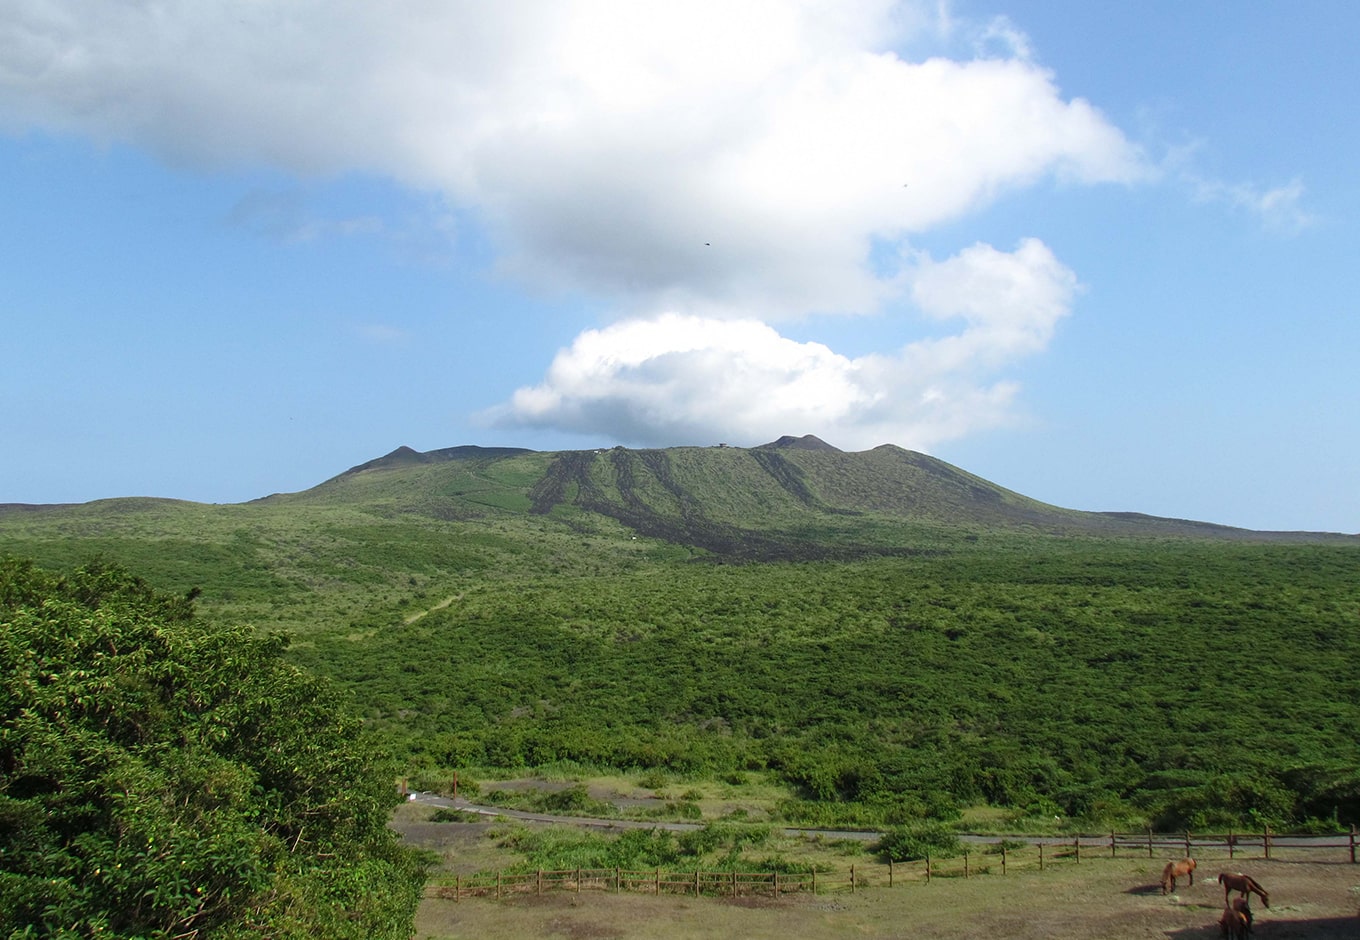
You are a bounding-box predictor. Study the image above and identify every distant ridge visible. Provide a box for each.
[337,444,534,477]
[5,438,1353,548]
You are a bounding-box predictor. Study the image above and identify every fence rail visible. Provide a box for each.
[424,826,1357,902]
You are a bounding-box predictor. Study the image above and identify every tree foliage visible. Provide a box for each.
[0,557,426,939]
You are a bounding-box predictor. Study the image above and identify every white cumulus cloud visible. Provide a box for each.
[0,0,1144,450]
[489,239,1079,450]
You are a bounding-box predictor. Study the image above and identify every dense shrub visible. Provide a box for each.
[0,557,427,938]
[872,823,963,862]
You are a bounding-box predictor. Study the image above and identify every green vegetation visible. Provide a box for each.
[310,538,1360,831]
[2,441,1358,874]
[0,558,427,938]
[872,823,964,862]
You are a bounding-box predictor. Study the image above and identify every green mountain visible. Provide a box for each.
[289,436,1351,551]
[1,437,1350,619]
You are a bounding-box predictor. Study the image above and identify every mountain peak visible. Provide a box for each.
[757,434,842,452]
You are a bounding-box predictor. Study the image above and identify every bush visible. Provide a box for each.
[0,557,427,938]
[537,784,615,816]
[872,822,963,862]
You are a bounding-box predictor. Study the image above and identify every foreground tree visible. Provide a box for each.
[0,557,426,938]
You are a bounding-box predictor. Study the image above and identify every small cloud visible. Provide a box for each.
[226,189,310,241]
[976,16,1034,61]
[1185,173,1315,235]
[354,323,409,344]
[226,189,385,243]
[1244,179,1314,234]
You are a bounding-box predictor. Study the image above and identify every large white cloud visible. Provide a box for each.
[488,238,1078,450]
[0,0,1141,448]
[0,1,1140,311]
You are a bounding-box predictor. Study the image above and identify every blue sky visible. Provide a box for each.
[2,1,1356,533]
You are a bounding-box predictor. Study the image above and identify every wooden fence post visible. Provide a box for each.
[1001,843,1007,875]
[1074,838,1080,863]
[496,871,501,901]
[654,869,660,895]
[1184,832,1192,858]
[1110,831,1116,859]
[1264,826,1272,860]
[455,875,461,902]
[695,869,701,897]
[731,870,737,898]
[1351,825,1357,864]
[774,871,780,898]
[964,851,969,879]
[812,869,817,895]
[851,865,856,893]
[888,858,893,887]
[615,867,621,893]
[925,856,930,884]
[1228,829,1235,860]
[576,867,581,894]
[536,869,542,895]
[1039,843,1045,871]
[1147,828,1154,858]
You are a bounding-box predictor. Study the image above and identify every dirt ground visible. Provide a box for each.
[393,806,1360,940]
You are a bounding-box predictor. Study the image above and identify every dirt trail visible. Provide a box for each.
[404,594,461,625]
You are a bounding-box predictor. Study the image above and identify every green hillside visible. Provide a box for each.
[2,440,1357,831]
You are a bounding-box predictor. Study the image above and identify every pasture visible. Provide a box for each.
[411,853,1359,940]
[392,797,1360,938]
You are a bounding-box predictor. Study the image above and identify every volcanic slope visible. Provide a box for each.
[282,436,1347,561]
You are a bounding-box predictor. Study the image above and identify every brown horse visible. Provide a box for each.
[1161,857,1197,894]
[1231,897,1254,934]
[1219,872,1269,908]
[1219,903,1250,940]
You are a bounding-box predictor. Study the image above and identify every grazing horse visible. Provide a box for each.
[1219,872,1269,908]
[1161,857,1197,894]
[1219,903,1250,940]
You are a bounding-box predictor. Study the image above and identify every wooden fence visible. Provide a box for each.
[425,826,1358,902]
[427,867,816,901]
